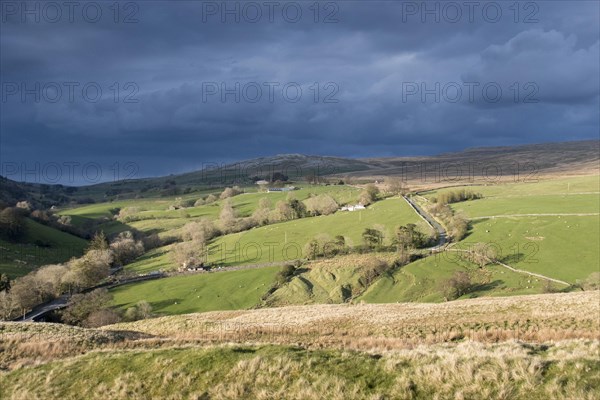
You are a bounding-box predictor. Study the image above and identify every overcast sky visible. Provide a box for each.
[1,1,598,183]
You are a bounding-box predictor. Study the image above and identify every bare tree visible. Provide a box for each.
[441,271,472,300]
[181,219,218,243]
[219,199,238,232]
[252,197,271,226]
[9,275,46,318]
[61,288,112,326]
[36,264,70,297]
[220,186,243,199]
[69,249,112,288]
[274,200,294,221]
[469,243,497,267]
[205,194,218,204]
[124,300,153,321]
[304,194,338,216]
[171,240,206,269]
[0,207,27,242]
[110,231,145,266]
[386,178,408,196]
[0,291,18,320]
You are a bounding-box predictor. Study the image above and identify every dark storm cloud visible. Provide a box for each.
[1,0,598,183]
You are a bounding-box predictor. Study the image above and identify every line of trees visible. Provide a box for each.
[0,231,144,321]
[358,184,380,206]
[427,202,469,241]
[303,223,434,261]
[433,189,482,205]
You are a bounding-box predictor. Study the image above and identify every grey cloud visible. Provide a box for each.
[0,1,598,183]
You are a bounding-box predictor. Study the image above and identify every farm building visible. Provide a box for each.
[340,204,366,212]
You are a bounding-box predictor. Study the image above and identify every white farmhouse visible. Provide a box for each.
[341,204,366,212]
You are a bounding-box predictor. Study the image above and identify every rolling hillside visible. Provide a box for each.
[0,219,88,278]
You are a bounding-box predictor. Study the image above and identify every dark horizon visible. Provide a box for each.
[1,138,598,187]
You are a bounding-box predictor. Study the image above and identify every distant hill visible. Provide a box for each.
[1,140,598,205]
[355,140,600,181]
[0,176,74,209]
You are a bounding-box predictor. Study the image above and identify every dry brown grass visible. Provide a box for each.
[1,340,598,400]
[1,291,597,371]
[103,291,600,351]
[0,322,152,370]
[1,291,598,399]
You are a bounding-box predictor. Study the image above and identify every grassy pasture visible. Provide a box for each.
[420,175,599,284]
[111,266,280,315]
[121,196,420,274]
[422,175,599,200]
[463,216,599,283]
[3,341,598,400]
[266,253,399,306]
[2,292,598,399]
[0,219,88,278]
[358,254,549,304]
[59,185,361,239]
[450,194,599,217]
[122,246,174,275]
[207,197,421,267]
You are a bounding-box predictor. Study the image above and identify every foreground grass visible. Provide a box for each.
[106,291,600,347]
[1,341,598,400]
[1,292,598,399]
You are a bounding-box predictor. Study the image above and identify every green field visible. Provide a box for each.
[32,174,600,312]
[60,185,361,239]
[111,266,280,315]
[423,175,599,200]
[419,175,600,284]
[0,219,88,278]
[266,253,399,306]
[265,250,551,307]
[122,196,422,273]
[122,246,174,275]
[208,197,422,267]
[462,216,599,283]
[358,254,549,303]
[450,194,598,217]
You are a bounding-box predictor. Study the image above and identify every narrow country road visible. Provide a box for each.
[14,262,293,322]
[403,195,447,249]
[18,295,70,322]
